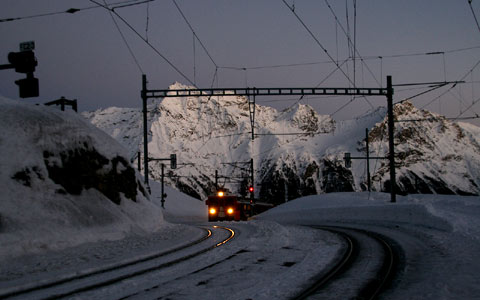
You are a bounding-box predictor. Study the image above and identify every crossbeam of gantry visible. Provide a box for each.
[144,87,388,98]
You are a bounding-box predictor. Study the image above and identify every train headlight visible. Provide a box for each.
[227,207,234,215]
[217,191,224,197]
[209,208,217,215]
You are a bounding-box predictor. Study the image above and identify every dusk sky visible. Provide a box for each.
[1,0,479,125]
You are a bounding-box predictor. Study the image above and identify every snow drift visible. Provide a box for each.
[0,97,164,259]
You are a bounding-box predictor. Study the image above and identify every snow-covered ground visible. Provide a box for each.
[1,97,479,299]
[2,190,479,299]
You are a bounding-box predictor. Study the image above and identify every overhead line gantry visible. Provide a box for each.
[141,74,397,202]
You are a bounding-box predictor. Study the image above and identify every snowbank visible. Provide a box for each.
[0,97,165,259]
[258,192,480,239]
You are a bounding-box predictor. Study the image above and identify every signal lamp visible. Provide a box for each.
[249,186,254,192]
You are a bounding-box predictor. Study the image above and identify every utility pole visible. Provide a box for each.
[141,74,149,191]
[386,75,396,203]
[250,158,254,202]
[137,151,141,171]
[148,154,177,207]
[141,76,396,202]
[161,163,165,208]
[248,88,256,141]
[366,128,371,192]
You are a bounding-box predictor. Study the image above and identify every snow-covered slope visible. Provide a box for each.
[368,101,480,195]
[83,83,480,203]
[0,97,164,259]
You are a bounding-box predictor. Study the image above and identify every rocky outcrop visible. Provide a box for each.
[84,85,480,203]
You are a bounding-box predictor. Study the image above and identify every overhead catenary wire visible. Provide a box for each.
[420,57,480,111]
[217,45,480,74]
[90,0,196,86]
[280,0,354,86]
[468,0,480,34]
[171,0,218,68]
[324,0,381,87]
[281,0,376,114]
[0,0,153,23]
[102,0,144,74]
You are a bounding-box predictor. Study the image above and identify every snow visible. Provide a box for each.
[1,96,479,299]
[0,97,166,259]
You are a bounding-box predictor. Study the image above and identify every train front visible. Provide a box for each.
[205,189,242,222]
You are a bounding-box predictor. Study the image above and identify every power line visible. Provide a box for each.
[324,0,381,87]
[90,0,196,86]
[217,45,480,73]
[280,0,353,85]
[363,45,480,60]
[171,0,218,68]
[0,0,149,23]
[281,0,376,113]
[103,0,144,74]
[394,82,450,104]
[420,57,480,111]
[468,0,480,34]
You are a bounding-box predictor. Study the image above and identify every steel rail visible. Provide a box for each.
[355,229,397,300]
[1,226,234,300]
[294,226,398,300]
[293,227,355,300]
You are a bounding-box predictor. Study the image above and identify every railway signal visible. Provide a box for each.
[141,74,397,202]
[0,41,39,98]
[148,154,178,207]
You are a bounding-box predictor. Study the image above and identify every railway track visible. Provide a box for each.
[0,225,235,300]
[294,226,399,300]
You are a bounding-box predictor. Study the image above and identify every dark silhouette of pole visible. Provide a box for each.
[366,128,371,192]
[250,158,254,202]
[142,74,149,191]
[137,151,141,171]
[161,163,165,208]
[387,75,396,203]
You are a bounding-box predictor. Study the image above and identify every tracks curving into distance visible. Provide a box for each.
[1,225,235,300]
[294,226,399,300]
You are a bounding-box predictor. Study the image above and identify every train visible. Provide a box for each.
[205,189,274,222]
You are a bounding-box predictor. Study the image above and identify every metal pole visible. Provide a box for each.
[215,170,218,189]
[386,75,396,203]
[137,151,141,171]
[366,128,371,192]
[250,158,254,202]
[141,74,150,191]
[161,163,165,208]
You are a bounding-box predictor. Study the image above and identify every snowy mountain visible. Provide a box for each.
[83,83,480,203]
[0,97,164,258]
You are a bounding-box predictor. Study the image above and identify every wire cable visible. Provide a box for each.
[280,0,353,85]
[90,0,196,86]
[103,0,144,74]
[468,0,480,34]
[0,0,150,23]
[420,57,480,111]
[171,0,218,68]
[324,0,381,87]
[283,0,375,111]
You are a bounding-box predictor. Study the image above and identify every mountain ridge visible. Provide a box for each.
[83,83,480,203]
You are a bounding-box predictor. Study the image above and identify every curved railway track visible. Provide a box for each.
[294,226,399,300]
[0,225,235,300]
